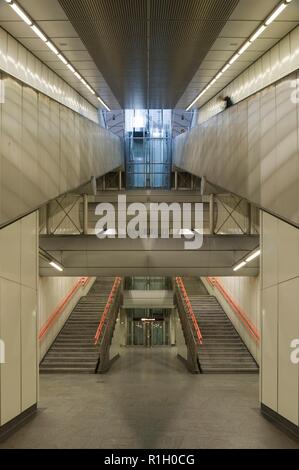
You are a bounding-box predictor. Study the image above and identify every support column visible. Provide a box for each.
[46,203,51,235]
[83,194,88,235]
[209,194,215,235]
[245,202,252,235]
[174,171,178,190]
[260,210,299,438]
[0,212,39,438]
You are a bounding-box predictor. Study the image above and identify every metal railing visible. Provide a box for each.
[175,277,203,373]
[94,277,122,373]
[207,277,260,343]
[39,277,91,342]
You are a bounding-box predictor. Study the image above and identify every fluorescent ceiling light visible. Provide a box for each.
[31,25,47,42]
[246,249,261,263]
[215,72,223,80]
[10,3,32,25]
[250,25,266,42]
[5,0,110,110]
[58,54,68,65]
[233,261,246,272]
[238,41,251,55]
[97,97,110,111]
[67,64,75,73]
[222,63,231,73]
[229,54,239,65]
[265,3,287,25]
[186,1,293,110]
[49,261,63,272]
[46,41,59,55]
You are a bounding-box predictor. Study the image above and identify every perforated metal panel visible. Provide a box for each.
[58,0,239,108]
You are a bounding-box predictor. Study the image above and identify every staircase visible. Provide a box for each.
[183,278,259,374]
[40,278,115,374]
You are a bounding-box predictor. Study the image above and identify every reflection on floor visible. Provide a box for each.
[0,348,298,449]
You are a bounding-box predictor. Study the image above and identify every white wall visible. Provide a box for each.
[197,25,299,124]
[173,71,299,227]
[0,72,123,229]
[0,25,98,122]
[38,277,95,361]
[202,276,261,363]
[0,212,38,427]
[261,211,299,426]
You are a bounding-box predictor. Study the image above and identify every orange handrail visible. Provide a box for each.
[39,277,90,341]
[94,277,122,345]
[207,277,260,343]
[176,277,203,345]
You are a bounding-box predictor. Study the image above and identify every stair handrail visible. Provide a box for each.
[207,277,260,343]
[175,277,203,344]
[39,277,91,341]
[94,277,122,345]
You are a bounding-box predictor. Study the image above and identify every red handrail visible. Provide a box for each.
[94,277,122,345]
[176,277,203,345]
[207,277,260,343]
[39,277,90,341]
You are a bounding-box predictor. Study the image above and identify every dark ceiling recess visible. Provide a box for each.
[58,0,239,109]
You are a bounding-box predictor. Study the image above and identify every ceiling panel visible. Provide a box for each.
[58,0,240,108]
[177,0,299,109]
[0,0,121,109]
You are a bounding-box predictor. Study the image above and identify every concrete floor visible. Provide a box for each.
[1,347,299,449]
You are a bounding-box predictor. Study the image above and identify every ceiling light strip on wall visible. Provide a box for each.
[233,249,261,272]
[186,0,293,111]
[2,0,111,111]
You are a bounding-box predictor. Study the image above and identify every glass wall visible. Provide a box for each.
[125,110,172,189]
[125,277,172,290]
[126,309,171,346]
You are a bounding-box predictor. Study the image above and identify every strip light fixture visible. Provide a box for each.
[233,249,261,272]
[3,0,111,111]
[39,249,64,273]
[49,261,64,272]
[186,0,293,111]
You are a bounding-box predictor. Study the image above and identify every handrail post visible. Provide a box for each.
[209,194,215,235]
[83,194,88,235]
[94,277,122,373]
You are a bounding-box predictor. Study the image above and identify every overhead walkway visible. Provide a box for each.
[176,277,258,374]
[40,277,121,374]
[39,235,259,277]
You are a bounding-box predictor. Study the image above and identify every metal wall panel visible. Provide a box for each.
[1,76,23,221]
[173,72,299,226]
[22,86,40,215]
[0,72,122,228]
[0,25,98,122]
[275,74,299,223]
[196,25,299,126]
[0,279,21,426]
